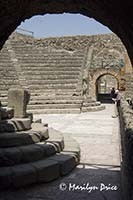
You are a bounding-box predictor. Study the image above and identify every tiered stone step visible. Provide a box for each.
[30,89,82,96]
[81,101,105,112]
[0,90,8,107]
[27,93,83,114]
[0,46,20,103]
[0,123,80,189]
[8,36,84,113]
[0,33,105,114]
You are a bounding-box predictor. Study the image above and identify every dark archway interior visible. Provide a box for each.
[0,0,133,66]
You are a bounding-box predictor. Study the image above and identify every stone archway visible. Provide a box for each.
[96,74,118,102]
[89,69,121,100]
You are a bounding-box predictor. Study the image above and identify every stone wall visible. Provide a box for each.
[119,100,133,200]
[11,32,126,52]
[125,70,133,99]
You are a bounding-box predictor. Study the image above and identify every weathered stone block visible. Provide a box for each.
[48,154,76,176]
[47,128,64,151]
[33,118,42,123]
[12,164,36,187]
[19,144,44,163]
[61,151,80,164]
[37,143,57,156]
[0,147,22,166]
[0,107,14,119]
[31,159,60,182]
[0,131,41,147]
[8,89,30,118]
[0,167,12,189]
[0,118,31,133]
[26,112,33,123]
[31,123,49,140]
[11,118,31,131]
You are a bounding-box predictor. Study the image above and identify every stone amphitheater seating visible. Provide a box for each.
[0,46,20,106]
[0,33,105,113]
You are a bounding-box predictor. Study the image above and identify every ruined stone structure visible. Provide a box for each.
[0,1,133,100]
[0,89,80,189]
[0,1,133,199]
[0,32,128,113]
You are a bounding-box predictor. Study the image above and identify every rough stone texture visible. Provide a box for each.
[125,70,133,99]
[0,107,14,120]
[31,122,49,137]
[0,99,80,189]
[48,154,76,175]
[47,128,65,152]
[11,164,37,188]
[0,131,42,147]
[0,143,57,167]
[8,88,30,118]
[31,159,60,183]
[0,126,80,189]
[0,89,80,189]
[82,104,105,112]
[10,32,125,52]
[0,160,60,189]
[119,100,133,200]
[0,147,23,166]
[0,118,31,132]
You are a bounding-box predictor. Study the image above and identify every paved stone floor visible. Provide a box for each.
[0,104,122,200]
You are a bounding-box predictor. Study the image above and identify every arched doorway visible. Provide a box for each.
[96,74,118,103]
[89,68,121,100]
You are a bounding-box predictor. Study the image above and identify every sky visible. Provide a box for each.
[17,14,112,38]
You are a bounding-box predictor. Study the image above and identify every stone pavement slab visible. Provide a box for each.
[34,104,120,166]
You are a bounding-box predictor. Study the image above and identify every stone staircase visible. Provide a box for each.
[0,46,20,106]
[0,125,80,189]
[0,33,105,113]
[0,89,80,189]
[8,34,85,113]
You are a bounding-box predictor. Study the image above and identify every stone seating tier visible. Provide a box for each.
[0,33,106,113]
[0,45,20,95]
[10,38,85,113]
